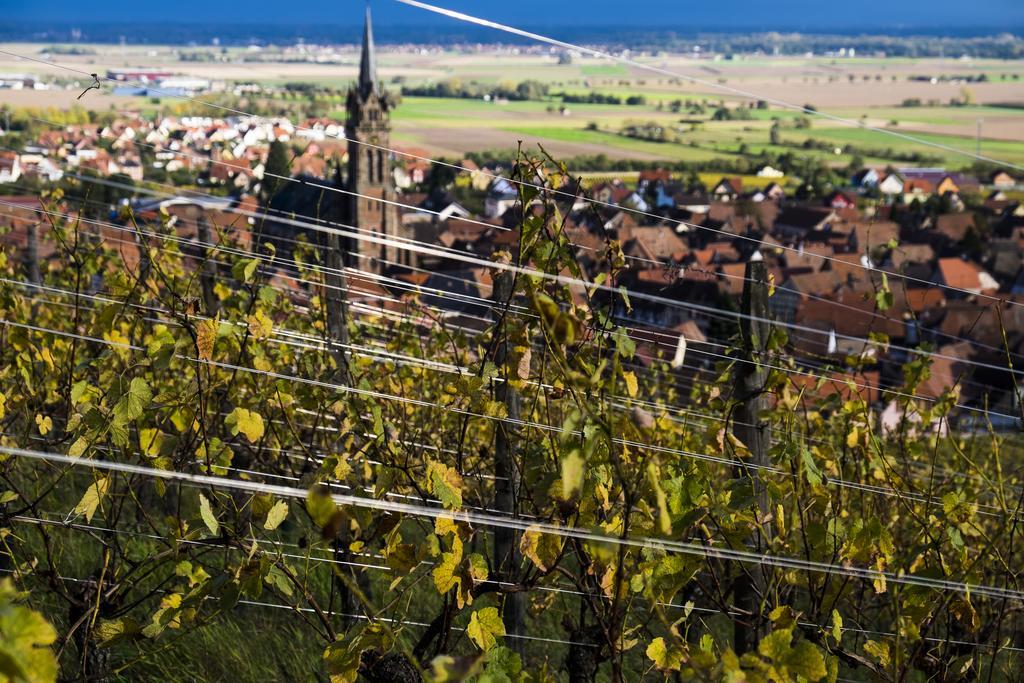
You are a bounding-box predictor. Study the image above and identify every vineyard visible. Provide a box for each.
[0,146,1021,682]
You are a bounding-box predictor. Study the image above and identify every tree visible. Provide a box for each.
[261,139,292,205]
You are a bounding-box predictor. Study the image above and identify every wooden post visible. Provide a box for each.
[491,260,525,655]
[732,258,772,654]
[195,213,219,316]
[323,229,362,624]
[324,232,351,385]
[24,219,41,290]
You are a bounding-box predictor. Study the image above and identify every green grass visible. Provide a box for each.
[581,64,628,77]
[500,125,725,161]
[789,126,1024,167]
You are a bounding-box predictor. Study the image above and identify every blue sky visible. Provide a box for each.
[4,0,1023,31]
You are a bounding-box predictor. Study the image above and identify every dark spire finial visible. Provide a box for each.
[359,4,378,98]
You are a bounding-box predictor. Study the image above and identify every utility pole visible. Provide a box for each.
[732,258,772,654]
[195,212,219,316]
[491,254,525,656]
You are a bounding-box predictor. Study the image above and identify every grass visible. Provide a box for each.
[500,125,725,161]
[788,126,1024,167]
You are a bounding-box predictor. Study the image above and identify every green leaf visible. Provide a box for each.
[93,617,142,648]
[875,273,893,311]
[113,378,151,424]
[264,500,289,531]
[426,460,463,509]
[831,609,843,642]
[800,447,823,487]
[322,639,360,683]
[613,327,636,359]
[0,579,58,683]
[74,477,110,523]
[232,257,259,284]
[644,462,673,535]
[863,639,890,667]
[483,646,522,679]
[784,640,827,681]
[466,607,505,651]
[226,407,265,444]
[198,493,219,536]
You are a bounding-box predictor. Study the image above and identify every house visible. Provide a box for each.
[846,220,900,253]
[662,190,710,213]
[711,177,743,201]
[772,207,837,240]
[900,169,973,196]
[484,177,519,218]
[0,152,21,183]
[852,168,881,189]
[762,182,786,201]
[638,168,672,191]
[902,178,934,202]
[877,173,904,196]
[934,257,999,296]
[620,225,687,264]
[824,190,857,210]
[931,213,976,245]
[889,243,935,269]
[769,270,845,324]
[990,171,1016,189]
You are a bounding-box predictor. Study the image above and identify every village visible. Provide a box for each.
[0,102,1022,433]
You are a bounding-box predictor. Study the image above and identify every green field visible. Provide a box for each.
[385,96,1024,168]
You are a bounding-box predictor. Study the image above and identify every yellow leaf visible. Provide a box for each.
[74,477,110,522]
[426,460,463,509]
[247,310,273,340]
[35,414,52,436]
[622,370,638,398]
[226,407,265,444]
[198,493,219,535]
[196,318,217,361]
[646,637,684,672]
[520,527,564,572]
[263,500,289,531]
[466,607,505,651]
[139,428,163,457]
[561,450,584,500]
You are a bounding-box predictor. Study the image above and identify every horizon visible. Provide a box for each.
[3,0,1024,35]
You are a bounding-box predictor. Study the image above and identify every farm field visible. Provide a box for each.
[1,42,1023,168]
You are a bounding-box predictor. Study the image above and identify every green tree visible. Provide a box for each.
[261,139,292,206]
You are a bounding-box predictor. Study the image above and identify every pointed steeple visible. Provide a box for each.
[358,5,378,99]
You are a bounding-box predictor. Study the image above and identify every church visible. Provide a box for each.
[265,6,413,275]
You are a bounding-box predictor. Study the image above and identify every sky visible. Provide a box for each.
[3,0,1023,32]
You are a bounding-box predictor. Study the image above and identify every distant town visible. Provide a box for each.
[0,16,1023,432]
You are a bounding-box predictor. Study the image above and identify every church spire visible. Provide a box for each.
[358,5,378,99]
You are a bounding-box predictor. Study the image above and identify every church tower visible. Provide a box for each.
[346,6,404,272]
